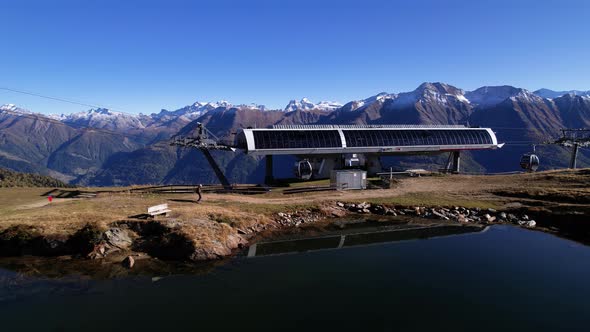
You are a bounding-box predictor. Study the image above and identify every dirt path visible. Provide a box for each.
[17,200,50,210]
[203,175,504,205]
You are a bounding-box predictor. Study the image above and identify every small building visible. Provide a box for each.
[331,170,367,190]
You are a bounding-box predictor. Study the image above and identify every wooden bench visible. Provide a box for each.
[148,203,171,217]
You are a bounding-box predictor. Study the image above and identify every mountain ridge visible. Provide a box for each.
[2,81,590,185]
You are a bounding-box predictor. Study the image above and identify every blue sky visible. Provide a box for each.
[1,0,589,115]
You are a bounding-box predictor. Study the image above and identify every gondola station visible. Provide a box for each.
[174,124,505,188]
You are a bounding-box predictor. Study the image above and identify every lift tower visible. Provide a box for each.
[550,129,590,169]
[170,123,235,190]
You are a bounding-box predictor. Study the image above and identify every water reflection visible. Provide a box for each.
[250,224,488,257]
[1,225,590,331]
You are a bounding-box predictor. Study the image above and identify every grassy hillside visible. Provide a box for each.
[0,168,73,188]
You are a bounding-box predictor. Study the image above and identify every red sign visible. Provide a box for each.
[48,196,53,203]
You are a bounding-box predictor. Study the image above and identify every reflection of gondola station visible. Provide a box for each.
[248,224,488,257]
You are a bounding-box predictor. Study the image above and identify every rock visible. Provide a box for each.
[432,210,449,220]
[357,202,371,210]
[457,214,466,223]
[361,208,371,214]
[498,212,507,220]
[104,227,133,249]
[336,202,345,208]
[370,205,387,215]
[517,220,527,226]
[277,212,286,217]
[488,208,497,213]
[526,220,536,228]
[385,209,397,216]
[87,243,106,259]
[522,214,529,221]
[414,207,427,216]
[484,214,496,223]
[122,256,135,269]
[329,208,346,218]
[226,234,247,249]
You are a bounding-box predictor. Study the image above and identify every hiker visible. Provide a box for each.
[196,184,203,203]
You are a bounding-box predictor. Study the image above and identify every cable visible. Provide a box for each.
[0,86,132,114]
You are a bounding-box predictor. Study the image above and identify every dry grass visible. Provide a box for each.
[2,169,590,237]
[0,188,54,214]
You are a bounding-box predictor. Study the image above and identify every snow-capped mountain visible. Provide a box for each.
[284,98,342,112]
[465,86,541,108]
[338,93,397,112]
[151,101,232,122]
[533,88,590,99]
[56,108,146,131]
[0,103,33,115]
[391,82,469,108]
[5,81,590,186]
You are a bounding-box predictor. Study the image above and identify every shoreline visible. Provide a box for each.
[1,169,590,268]
[1,199,587,264]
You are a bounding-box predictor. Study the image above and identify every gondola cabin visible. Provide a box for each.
[294,159,313,180]
[520,154,540,172]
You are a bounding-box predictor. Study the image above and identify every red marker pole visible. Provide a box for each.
[48,195,53,203]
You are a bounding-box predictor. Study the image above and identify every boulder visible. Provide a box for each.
[357,202,371,210]
[385,209,397,216]
[122,256,135,269]
[526,220,536,228]
[322,207,346,218]
[370,205,386,215]
[87,243,106,259]
[432,210,449,220]
[104,227,133,249]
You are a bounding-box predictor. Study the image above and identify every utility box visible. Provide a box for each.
[331,170,367,190]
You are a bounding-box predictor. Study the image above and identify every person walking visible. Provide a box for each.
[196,184,203,203]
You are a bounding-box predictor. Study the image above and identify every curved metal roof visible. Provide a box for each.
[236,125,503,155]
